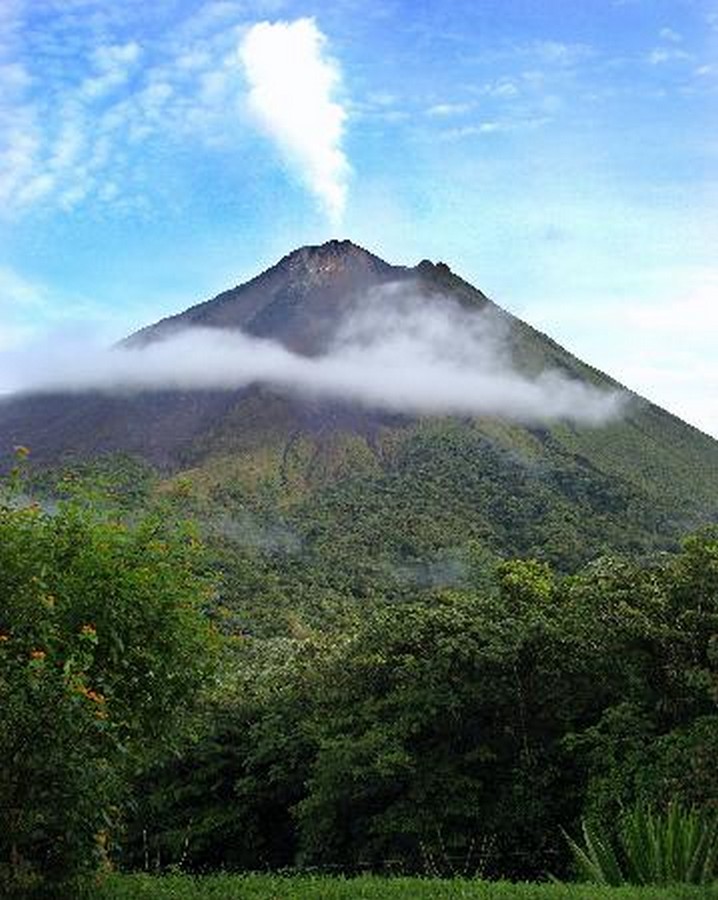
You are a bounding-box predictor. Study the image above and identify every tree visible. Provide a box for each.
[293,567,609,879]
[0,484,218,896]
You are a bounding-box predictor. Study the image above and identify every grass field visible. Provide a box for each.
[96,873,718,899]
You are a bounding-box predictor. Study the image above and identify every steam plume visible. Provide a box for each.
[239,18,350,223]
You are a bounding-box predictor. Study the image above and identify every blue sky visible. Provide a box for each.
[1,0,716,434]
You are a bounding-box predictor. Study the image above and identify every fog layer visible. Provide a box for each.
[1,287,626,426]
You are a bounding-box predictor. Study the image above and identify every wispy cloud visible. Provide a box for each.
[0,0,23,56]
[2,285,624,426]
[350,91,410,126]
[529,40,594,66]
[659,27,682,43]
[481,78,520,99]
[0,3,251,214]
[239,18,350,224]
[441,122,504,140]
[80,41,142,100]
[0,6,352,223]
[0,9,352,221]
[0,265,45,309]
[0,265,49,351]
[426,102,472,117]
[440,116,550,141]
[0,259,142,356]
[647,47,691,65]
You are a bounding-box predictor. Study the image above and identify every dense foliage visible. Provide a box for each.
[0,467,218,895]
[3,450,717,891]
[124,533,718,882]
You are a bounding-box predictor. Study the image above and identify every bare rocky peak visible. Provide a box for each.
[271,239,403,288]
[270,240,457,288]
[130,240,457,347]
[129,240,410,352]
[282,238,383,268]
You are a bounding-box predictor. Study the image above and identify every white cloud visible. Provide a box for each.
[659,27,682,43]
[648,47,691,65]
[0,265,45,308]
[2,285,623,426]
[441,115,552,140]
[442,122,504,140]
[484,78,520,98]
[0,120,40,206]
[350,91,410,125]
[0,265,47,353]
[239,18,350,223]
[80,41,142,100]
[530,40,593,66]
[365,91,397,107]
[0,323,34,352]
[426,102,472,116]
[0,0,22,57]
[1,10,349,219]
[0,4,251,215]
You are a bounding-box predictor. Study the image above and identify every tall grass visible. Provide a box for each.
[565,804,718,886]
[94,872,718,899]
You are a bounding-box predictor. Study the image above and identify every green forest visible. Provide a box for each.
[1,449,717,898]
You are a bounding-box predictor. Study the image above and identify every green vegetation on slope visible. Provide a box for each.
[136,410,718,639]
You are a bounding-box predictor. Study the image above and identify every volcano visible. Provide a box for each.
[1,239,717,567]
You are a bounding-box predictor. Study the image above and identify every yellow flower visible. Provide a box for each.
[80,624,97,637]
[14,445,30,459]
[0,633,9,642]
[30,649,46,661]
[77,685,106,704]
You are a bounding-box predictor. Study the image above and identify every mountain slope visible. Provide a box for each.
[1,239,717,575]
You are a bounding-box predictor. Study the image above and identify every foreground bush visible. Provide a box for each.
[0,485,218,895]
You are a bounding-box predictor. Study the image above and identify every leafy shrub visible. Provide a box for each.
[0,478,218,895]
[566,804,718,886]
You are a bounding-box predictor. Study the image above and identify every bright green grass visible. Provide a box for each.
[97,873,718,899]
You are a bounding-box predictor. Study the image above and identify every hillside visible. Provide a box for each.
[2,239,718,585]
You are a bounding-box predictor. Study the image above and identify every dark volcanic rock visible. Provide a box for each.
[127,239,412,355]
